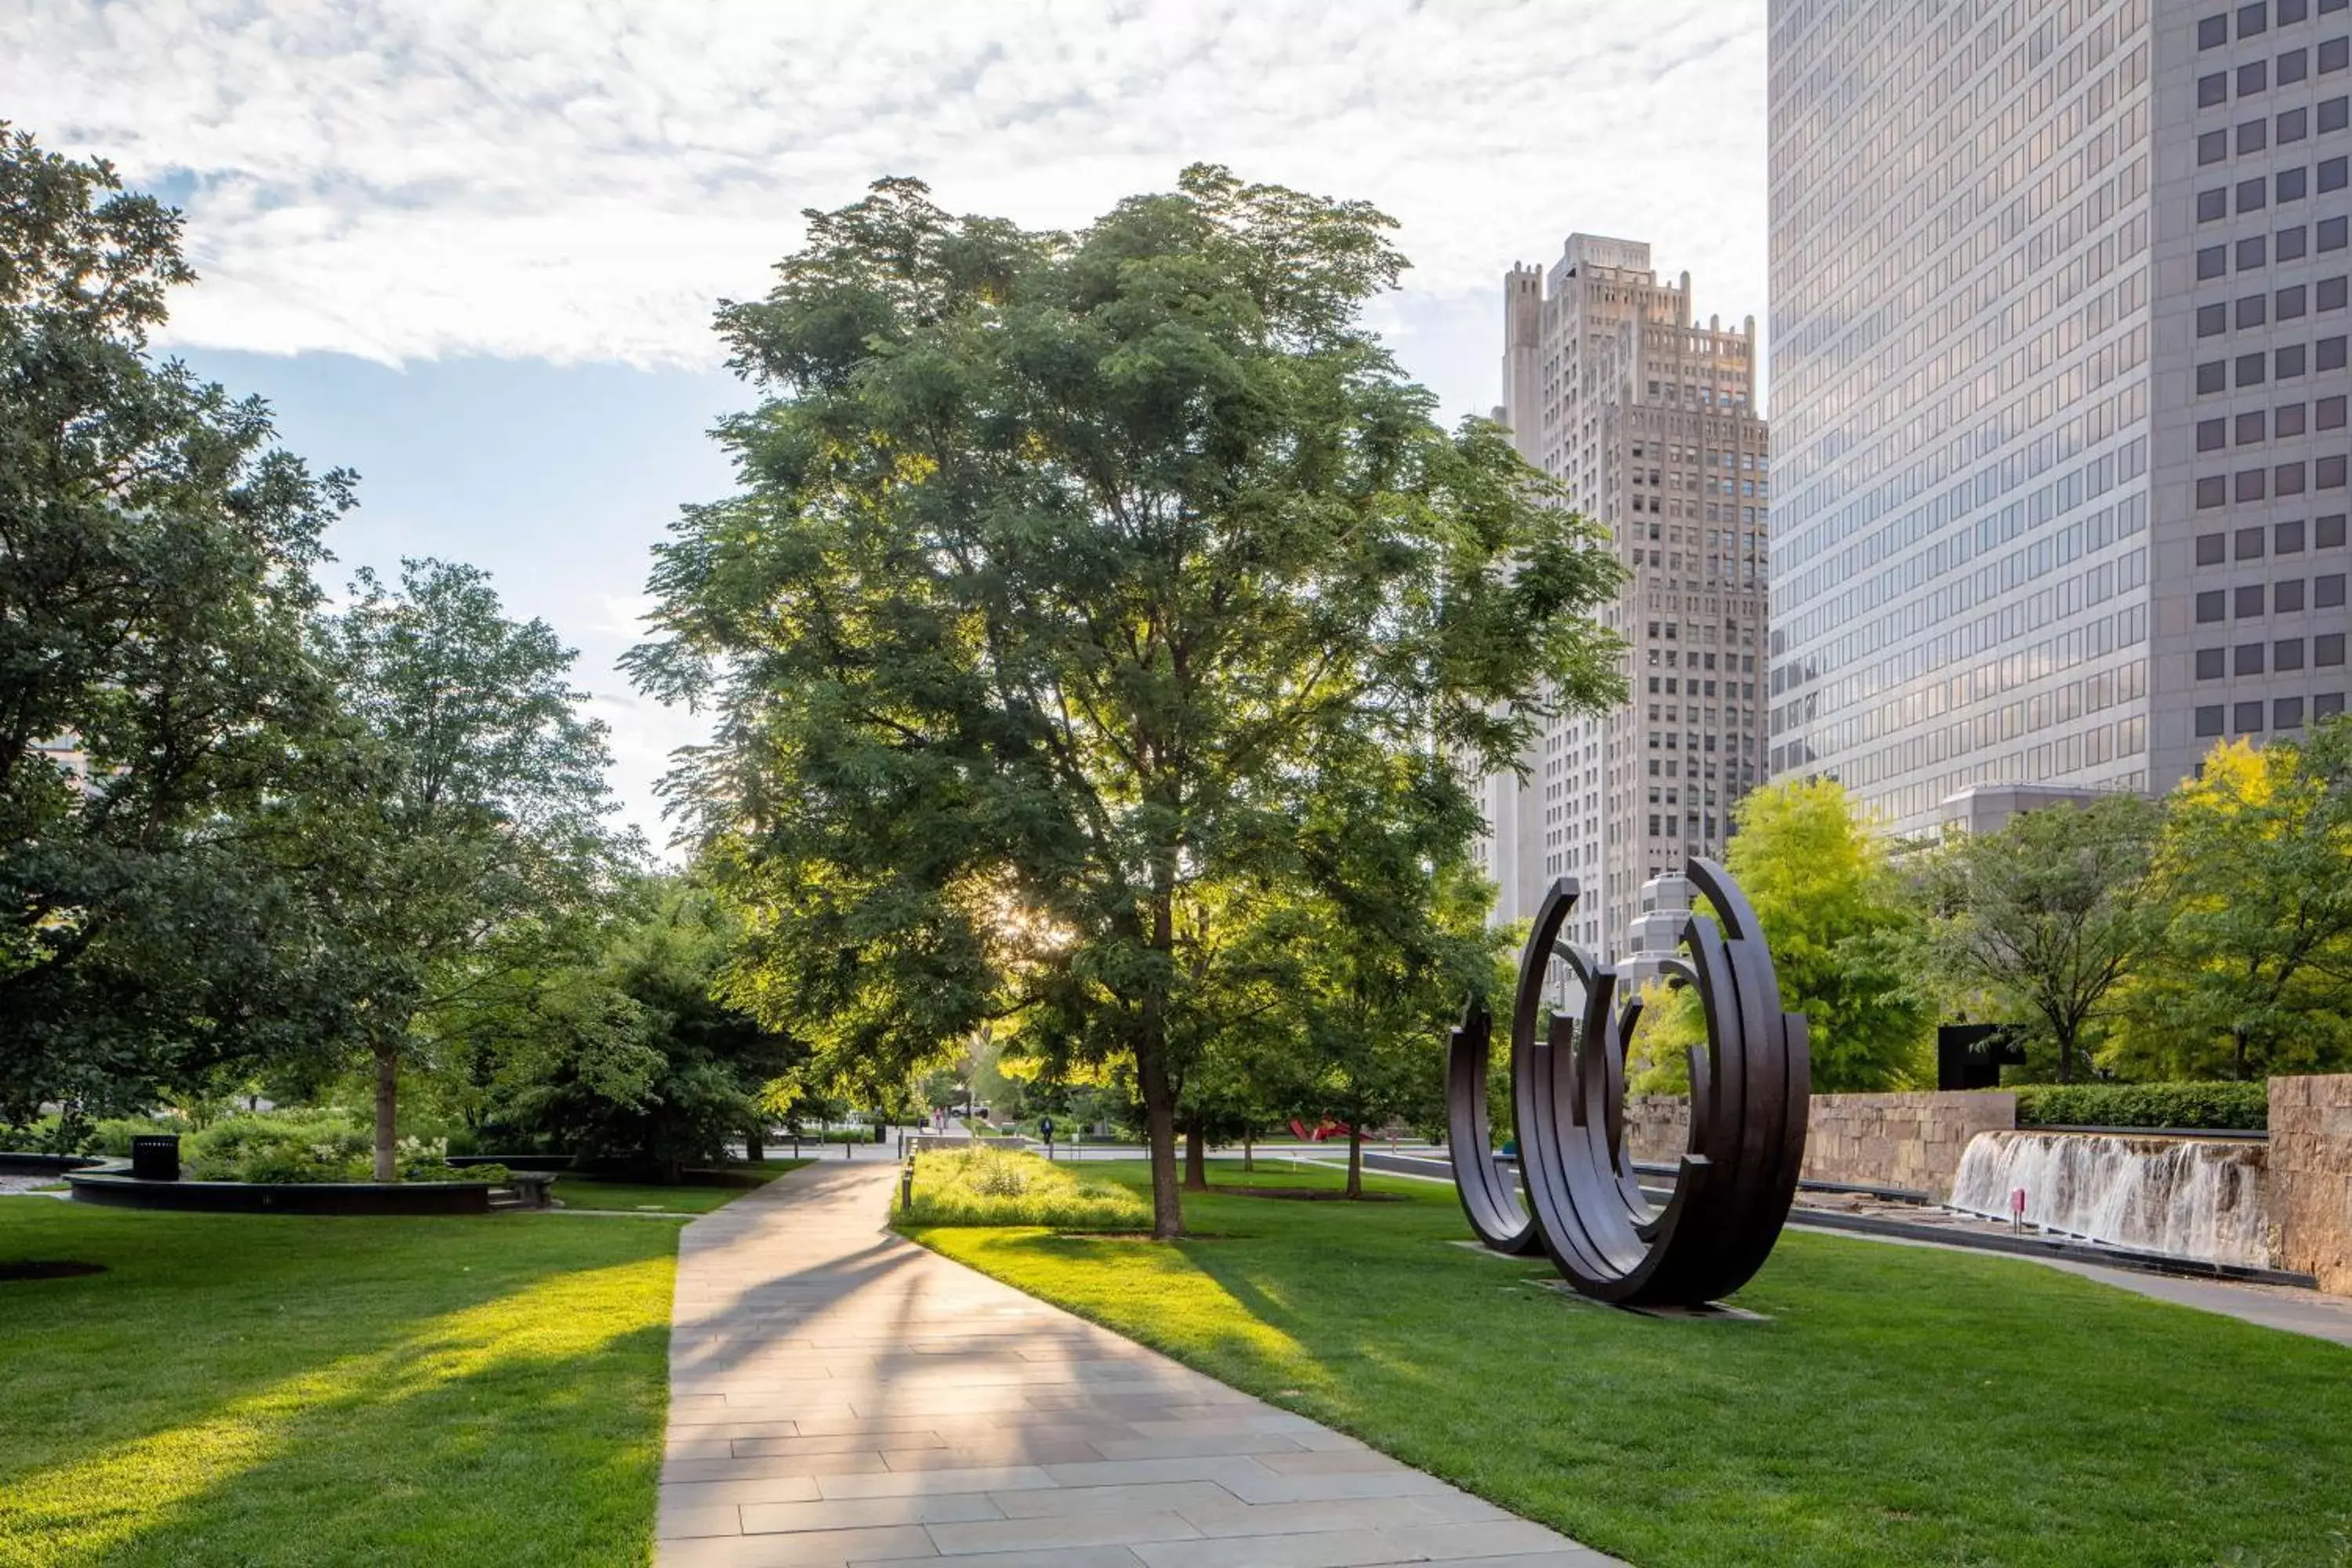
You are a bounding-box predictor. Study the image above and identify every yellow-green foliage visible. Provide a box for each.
[899,1147,1149,1230]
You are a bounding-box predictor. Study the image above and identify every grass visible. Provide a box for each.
[0,1201,682,1567]
[555,1158,811,1214]
[910,1160,2352,1568]
[900,1147,1150,1229]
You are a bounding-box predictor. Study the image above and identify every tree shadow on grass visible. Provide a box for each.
[0,1203,681,1568]
[954,1172,2352,1568]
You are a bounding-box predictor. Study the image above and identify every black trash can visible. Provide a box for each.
[129,1135,181,1181]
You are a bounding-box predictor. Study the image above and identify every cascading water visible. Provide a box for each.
[1947,1130,2271,1269]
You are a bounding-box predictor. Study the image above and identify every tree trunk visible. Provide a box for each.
[1243,1131,1254,1173]
[372,1041,399,1182]
[746,1125,765,1163]
[1345,1123,1364,1200]
[1138,1037,1182,1240]
[1183,1122,1208,1191]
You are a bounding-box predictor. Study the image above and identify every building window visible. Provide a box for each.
[2278,696,2307,729]
[2198,704,2227,737]
[2281,517,2310,551]
[2324,275,2350,308]
[2198,647,2228,680]
[2282,225,2311,260]
[2238,468,2270,503]
[2282,577,2310,610]
[2281,342,2310,376]
[2202,129,2230,164]
[2238,583,2270,616]
[2241,351,2270,385]
[2322,514,2350,545]
[2246,1,2272,33]
[2241,294,2270,329]
[2320,395,2348,426]
[2328,37,2352,70]
[2201,419,2228,452]
[2319,632,2348,664]
[2199,589,2230,622]
[2324,96,2352,131]
[2281,401,2310,435]
[2201,360,2230,394]
[2242,118,2270,154]
[2325,456,2350,486]
[2321,572,2350,605]
[2201,303,2229,336]
[2237,701,2269,732]
[2200,245,2229,279]
[2241,234,2270,269]
[2241,524,2270,558]
[2279,637,2308,669]
[2238,641,2269,675]
[2198,532,2229,565]
[2200,476,2230,510]
[2285,49,2313,85]
[2204,14,2232,46]
[2284,105,2313,141]
[2240,410,2270,444]
[2245,60,2273,94]
[2203,71,2231,107]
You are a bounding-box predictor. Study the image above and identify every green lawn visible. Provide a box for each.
[910,1160,2352,1568]
[0,1201,681,1568]
[555,1158,811,1214]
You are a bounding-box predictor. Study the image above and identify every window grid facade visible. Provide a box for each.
[1768,0,2352,832]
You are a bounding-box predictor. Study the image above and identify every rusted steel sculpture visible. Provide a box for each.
[1446,858,1809,1307]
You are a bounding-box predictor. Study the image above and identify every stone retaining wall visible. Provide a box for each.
[2270,1073,2352,1293]
[1617,1090,2016,1202]
[1804,1091,2016,1200]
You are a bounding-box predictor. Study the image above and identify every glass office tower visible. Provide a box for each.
[1768,0,2350,833]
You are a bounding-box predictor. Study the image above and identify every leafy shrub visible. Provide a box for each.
[174,1108,372,1181]
[89,1116,180,1156]
[2013,1081,2268,1131]
[2,1115,96,1154]
[405,1161,507,1184]
[899,1148,1149,1230]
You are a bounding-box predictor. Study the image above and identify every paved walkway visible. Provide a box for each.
[660,1161,1616,1567]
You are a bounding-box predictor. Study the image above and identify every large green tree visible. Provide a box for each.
[1639,779,1931,1093]
[630,169,1624,1235]
[434,874,804,1178]
[2114,723,2352,1080]
[0,125,353,1123]
[313,559,623,1178]
[1914,793,2165,1083]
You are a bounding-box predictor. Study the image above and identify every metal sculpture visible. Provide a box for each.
[1445,857,1809,1308]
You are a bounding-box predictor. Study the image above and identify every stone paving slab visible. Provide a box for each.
[659,1160,1622,1566]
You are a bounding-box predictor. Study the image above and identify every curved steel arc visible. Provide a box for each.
[1441,858,1810,1308]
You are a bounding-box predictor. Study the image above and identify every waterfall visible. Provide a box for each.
[1947,1129,2270,1269]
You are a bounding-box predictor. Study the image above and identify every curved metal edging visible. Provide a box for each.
[1445,992,1542,1254]
[1442,858,1810,1308]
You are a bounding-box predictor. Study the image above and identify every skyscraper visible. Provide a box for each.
[1768,0,2350,836]
[1474,236,1771,957]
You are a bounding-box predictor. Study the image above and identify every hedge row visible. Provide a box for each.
[2013,1081,2269,1132]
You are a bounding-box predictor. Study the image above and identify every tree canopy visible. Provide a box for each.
[0,124,353,1121]
[630,167,1625,1233]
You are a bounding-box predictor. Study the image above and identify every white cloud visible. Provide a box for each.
[5,0,1769,413]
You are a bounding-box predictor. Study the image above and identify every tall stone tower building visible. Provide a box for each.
[1474,235,1771,960]
[1768,0,2352,836]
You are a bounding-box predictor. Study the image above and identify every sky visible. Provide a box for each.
[5,0,1770,849]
